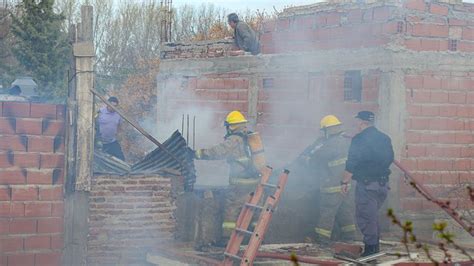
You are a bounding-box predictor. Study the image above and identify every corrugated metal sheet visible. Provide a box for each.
[93,130,196,191]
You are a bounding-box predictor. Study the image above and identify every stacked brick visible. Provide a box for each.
[160,40,235,59]
[0,102,65,266]
[261,2,399,53]
[403,0,474,52]
[401,72,474,211]
[87,175,177,265]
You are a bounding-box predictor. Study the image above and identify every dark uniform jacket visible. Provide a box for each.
[345,126,394,182]
[234,21,260,55]
[199,128,257,183]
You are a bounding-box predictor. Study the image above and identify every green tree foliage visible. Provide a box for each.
[10,0,71,100]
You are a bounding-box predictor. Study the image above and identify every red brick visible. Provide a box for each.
[42,120,65,136]
[0,218,8,234]
[0,187,10,201]
[30,104,57,119]
[40,154,64,169]
[448,92,466,103]
[406,145,425,157]
[35,252,61,266]
[462,27,474,41]
[27,170,52,185]
[16,118,43,135]
[440,173,460,185]
[409,118,430,130]
[455,133,473,144]
[9,218,36,234]
[449,18,467,26]
[430,91,448,103]
[430,4,449,15]
[420,39,441,51]
[0,135,27,151]
[263,20,276,32]
[406,131,421,143]
[405,75,423,88]
[11,187,38,201]
[407,105,421,116]
[400,158,417,170]
[7,254,35,266]
[25,202,51,217]
[2,102,30,118]
[423,76,442,89]
[405,38,421,50]
[461,147,474,157]
[0,237,23,252]
[56,105,66,120]
[347,9,363,23]
[38,186,63,201]
[459,41,474,52]
[28,136,54,153]
[14,153,40,168]
[0,152,14,168]
[453,159,471,170]
[0,117,16,134]
[51,202,64,217]
[410,90,431,103]
[0,170,26,185]
[438,105,457,117]
[421,105,439,116]
[326,13,341,25]
[437,133,457,144]
[441,78,460,90]
[51,235,63,249]
[468,92,474,104]
[37,218,63,233]
[24,235,50,250]
[429,118,450,130]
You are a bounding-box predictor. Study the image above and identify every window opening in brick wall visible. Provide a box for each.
[448,39,458,52]
[263,78,274,89]
[344,70,362,102]
[397,21,404,33]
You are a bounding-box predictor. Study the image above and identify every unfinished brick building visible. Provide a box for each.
[158,0,474,240]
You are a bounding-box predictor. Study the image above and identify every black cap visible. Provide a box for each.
[355,111,375,122]
[108,96,119,104]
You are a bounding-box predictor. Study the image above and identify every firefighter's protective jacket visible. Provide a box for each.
[198,128,258,184]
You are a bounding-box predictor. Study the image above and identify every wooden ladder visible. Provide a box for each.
[222,167,289,266]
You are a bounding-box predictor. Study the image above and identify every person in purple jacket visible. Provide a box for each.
[96,96,125,161]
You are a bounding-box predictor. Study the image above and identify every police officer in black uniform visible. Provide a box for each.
[341,111,394,257]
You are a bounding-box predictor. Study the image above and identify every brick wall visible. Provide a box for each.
[261,4,397,54]
[400,71,474,211]
[0,101,65,266]
[160,40,235,60]
[87,174,178,265]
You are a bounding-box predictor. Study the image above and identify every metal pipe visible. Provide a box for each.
[181,114,184,134]
[186,114,189,145]
[256,252,341,265]
[193,116,196,150]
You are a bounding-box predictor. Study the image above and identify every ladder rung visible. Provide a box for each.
[224,252,242,261]
[245,203,263,210]
[235,228,253,235]
[261,183,277,188]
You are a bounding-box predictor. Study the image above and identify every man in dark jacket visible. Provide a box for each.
[228,13,260,55]
[341,111,394,257]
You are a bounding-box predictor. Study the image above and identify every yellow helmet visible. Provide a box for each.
[320,115,342,129]
[225,110,248,126]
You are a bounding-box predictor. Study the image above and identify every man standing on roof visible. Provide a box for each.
[341,111,394,257]
[300,115,356,245]
[194,110,261,248]
[96,96,125,161]
[227,13,260,55]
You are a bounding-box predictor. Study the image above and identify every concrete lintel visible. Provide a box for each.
[159,48,474,76]
[73,42,95,57]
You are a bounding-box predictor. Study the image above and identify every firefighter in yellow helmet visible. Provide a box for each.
[301,115,356,245]
[194,110,261,249]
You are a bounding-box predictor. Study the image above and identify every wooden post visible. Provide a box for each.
[73,5,94,191]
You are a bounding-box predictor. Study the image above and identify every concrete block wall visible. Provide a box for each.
[87,174,178,265]
[0,102,65,266]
